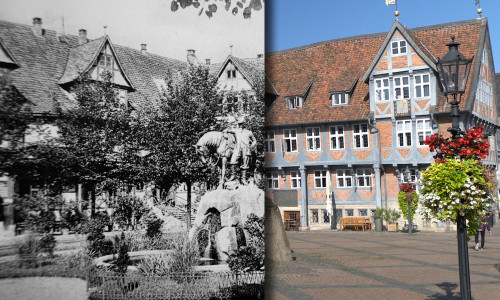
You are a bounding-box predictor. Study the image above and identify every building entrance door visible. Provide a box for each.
[284,211,300,231]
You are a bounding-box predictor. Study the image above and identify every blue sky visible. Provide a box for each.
[266,0,500,72]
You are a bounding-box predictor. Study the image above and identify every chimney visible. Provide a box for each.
[257,54,263,59]
[141,44,147,54]
[186,49,199,66]
[205,59,211,65]
[78,29,88,45]
[32,17,43,37]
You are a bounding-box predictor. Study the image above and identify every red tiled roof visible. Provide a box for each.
[265,19,485,126]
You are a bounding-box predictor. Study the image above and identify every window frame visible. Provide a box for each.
[396,119,412,147]
[306,127,321,151]
[416,119,433,146]
[391,40,407,56]
[355,168,373,187]
[310,209,319,224]
[329,125,345,150]
[394,75,410,100]
[336,169,353,188]
[290,171,301,189]
[374,78,390,102]
[414,73,430,98]
[314,170,327,188]
[287,96,303,110]
[266,171,279,189]
[352,123,369,149]
[264,130,276,153]
[321,209,330,224]
[227,69,237,80]
[331,93,349,106]
[283,129,298,153]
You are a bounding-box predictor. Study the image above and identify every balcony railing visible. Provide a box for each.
[394,99,411,116]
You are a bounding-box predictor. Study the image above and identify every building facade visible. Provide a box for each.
[264,18,499,231]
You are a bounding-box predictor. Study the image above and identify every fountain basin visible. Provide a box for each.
[94,250,229,272]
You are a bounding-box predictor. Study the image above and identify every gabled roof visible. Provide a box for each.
[58,36,107,84]
[0,36,18,67]
[362,20,438,82]
[215,55,264,89]
[265,19,485,126]
[0,19,187,114]
[265,74,279,96]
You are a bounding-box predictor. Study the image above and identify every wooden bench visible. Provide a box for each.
[339,217,372,231]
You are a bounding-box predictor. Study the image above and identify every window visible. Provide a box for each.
[391,40,407,55]
[345,209,354,217]
[227,69,236,79]
[332,93,349,105]
[264,130,275,153]
[306,127,321,151]
[414,73,430,98]
[314,170,327,188]
[118,89,128,107]
[321,209,330,224]
[353,124,369,148]
[287,96,303,109]
[290,171,301,189]
[370,209,376,217]
[416,119,432,146]
[356,169,372,187]
[394,76,410,100]
[336,169,353,188]
[329,126,345,150]
[310,209,319,224]
[359,209,368,216]
[99,53,114,69]
[375,78,390,101]
[266,172,279,189]
[283,129,298,152]
[396,120,412,147]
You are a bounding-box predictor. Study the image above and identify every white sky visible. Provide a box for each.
[0,0,265,63]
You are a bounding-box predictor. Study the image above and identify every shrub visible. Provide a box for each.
[39,233,56,257]
[18,232,40,266]
[137,253,172,276]
[144,212,164,238]
[227,214,264,272]
[86,217,114,257]
[169,234,199,273]
[114,232,130,274]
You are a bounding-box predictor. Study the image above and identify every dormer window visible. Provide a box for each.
[331,93,349,106]
[227,69,236,79]
[287,96,303,109]
[391,40,407,55]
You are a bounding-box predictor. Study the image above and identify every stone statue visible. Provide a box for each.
[195,119,257,187]
[195,131,236,189]
[223,118,257,185]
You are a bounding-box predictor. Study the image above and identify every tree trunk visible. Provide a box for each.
[265,197,292,264]
[90,185,96,217]
[186,181,192,231]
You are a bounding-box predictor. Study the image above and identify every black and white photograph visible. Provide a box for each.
[0,0,265,299]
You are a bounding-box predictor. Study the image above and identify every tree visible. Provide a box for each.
[0,77,32,174]
[170,0,264,18]
[138,65,222,229]
[56,73,133,215]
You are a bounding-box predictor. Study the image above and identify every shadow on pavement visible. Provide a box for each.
[426,282,460,300]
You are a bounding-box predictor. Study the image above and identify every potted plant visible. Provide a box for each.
[374,208,385,232]
[384,208,401,232]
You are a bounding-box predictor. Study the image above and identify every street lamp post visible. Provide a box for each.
[436,35,473,300]
[403,166,413,235]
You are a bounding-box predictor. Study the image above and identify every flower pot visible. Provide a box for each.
[388,222,399,232]
[375,218,382,232]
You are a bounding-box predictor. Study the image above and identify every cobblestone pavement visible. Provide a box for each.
[265,230,500,300]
